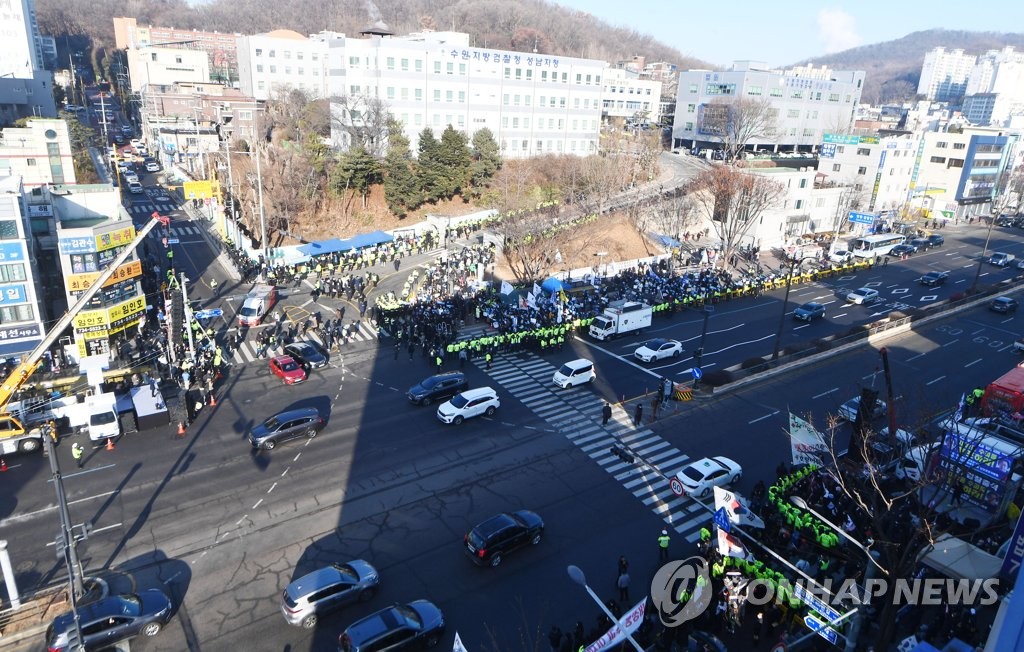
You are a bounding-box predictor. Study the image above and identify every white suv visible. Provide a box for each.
[846,287,879,305]
[437,387,500,425]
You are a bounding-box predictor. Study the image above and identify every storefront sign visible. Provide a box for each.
[0,284,27,306]
[59,236,97,255]
[0,242,26,262]
[66,260,143,292]
[0,324,41,340]
[95,225,136,252]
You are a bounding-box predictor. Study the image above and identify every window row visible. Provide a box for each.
[254,48,319,62]
[499,139,598,154]
[499,117,598,131]
[604,86,654,95]
[255,65,322,76]
[0,303,33,325]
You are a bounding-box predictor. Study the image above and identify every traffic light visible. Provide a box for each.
[609,445,634,464]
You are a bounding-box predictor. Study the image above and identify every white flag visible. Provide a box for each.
[788,412,830,466]
[526,291,537,309]
[500,280,514,295]
[533,282,543,297]
[452,632,469,652]
[713,486,765,529]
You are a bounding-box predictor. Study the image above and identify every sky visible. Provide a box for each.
[551,1,1024,67]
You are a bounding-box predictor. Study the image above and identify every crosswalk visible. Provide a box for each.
[229,322,379,364]
[143,224,202,239]
[481,355,712,543]
[128,203,178,216]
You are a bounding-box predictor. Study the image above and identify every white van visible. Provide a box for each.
[552,358,596,388]
[86,394,121,443]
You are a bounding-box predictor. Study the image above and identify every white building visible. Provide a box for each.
[0,175,47,358]
[235,29,335,101]
[601,68,662,125]
[963,47,1024,126]
[126,46,211,92]
[817,133,920,214]
[328,29,606,159]
[0,0,56,122]
[673,62,865,154]
[917,47,976,102]
[0,118,76,189]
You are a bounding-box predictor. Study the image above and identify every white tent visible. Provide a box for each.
[919,533,1002,581]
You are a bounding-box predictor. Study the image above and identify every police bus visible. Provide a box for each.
[847,233,907,258]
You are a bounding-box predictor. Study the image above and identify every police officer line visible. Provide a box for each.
[482,355,710,544]
[230,323,379,364]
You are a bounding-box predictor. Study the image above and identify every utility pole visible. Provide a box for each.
[255,142,268,271]
[181,272,196,361]
[44,436,86,600]
[224,138,237,242]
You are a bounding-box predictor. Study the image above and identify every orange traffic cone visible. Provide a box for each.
[0,458,7,472]
[177,422,186,437]
[106,437,115,451]
[209,393,217,407]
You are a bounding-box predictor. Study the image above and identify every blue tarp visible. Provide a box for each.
[541,277,569,293]
[297,230,395,256]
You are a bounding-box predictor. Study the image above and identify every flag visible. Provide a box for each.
[716,528,748,559]
[584,598,646,652]
[953,393,966,423]
[788,413,830,466]
[714,486,765,529]
[500,280,514,295]
[526,291,537,309]
[533,282,542,297]
[452,632,469,652]
[559,289,568,303]
[518,294,527,309]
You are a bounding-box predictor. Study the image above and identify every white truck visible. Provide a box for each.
[85,392,120,443]
[588,300,652,341]
[238,283,279,326]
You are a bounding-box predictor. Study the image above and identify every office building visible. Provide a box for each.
[917,47,976,102]
[235,29,335,101]
[0,0,56,122]
[0,175,46,358]
[126,46,211,92]
[0,118,76,189]
[817,133,920,213]
[601,68,662,125]
[113,16,240,85]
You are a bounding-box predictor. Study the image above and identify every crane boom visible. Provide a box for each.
[0,216,165,412]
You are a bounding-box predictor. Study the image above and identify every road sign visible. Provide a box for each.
[713,507,731,533]
[669,477,685,496]
[167,238,180,244]
[793,584,842,623]
[691,367,703,380]
[848,210,876,225]
[194,309,224,320]
[804,615,839,645]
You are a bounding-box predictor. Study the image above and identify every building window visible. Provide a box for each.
[434,61,442,74]
[795,200,804,209]
[857,166,867,175]
[770,87,783,97]
[503,94,509,106]
[513,94,520,106]
[689,83,698,93]
[524,118,530,129]
[401,58,409,71]
[576,74,582,84]
[787,109,800,118]
[685,122,694,130]
[446,90,453,102]
[799,178,807,188]
[0,220,18,240]
[526,69,532,80]
[816,198,826,208]
[401,88,408,100]
[459,63,466,75]
[255,49,263,57]
[446,62,454,74]
[386,87,395,100]
[953,142,966,150]
[386,57,395,70]
[936,141,947,148]
[502,117,508,128]
[828,93,840,102]
[433,90,441,102]
[512,117,519,128]
[0,263,26,282]
[832,163,841,172]
[504,67,511,79]
[0,304,34,324]
[705,83,735,95]
[541,71,548,81]
[930,156,946,164]
[857,148,871,156]
[350,85,360,94]
[459,91,466,103]
[415,59,422,72]
[269,65,277,74]
[284,67,291,75]
[747,86,762,96]
[297,67,304,75]
[348,56,359,66]
[791,90,803,99]
[297,52,304,61]
[948,158,964,168]
[414,89,422,100]
[687,103,696,112]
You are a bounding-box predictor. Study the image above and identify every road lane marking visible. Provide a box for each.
[942,338,960,347]
[252,499,263,509]
[794,324,810,330]
[906,352,926,362]
[965,358,983,367]
[280,468,289,477]
[749,411,780,424]
[293,452,301,462]
[832,312,847,318]
[267,482,277,494]
[926,376,946,386]
[812,388,838,399]
[5,489,120,523]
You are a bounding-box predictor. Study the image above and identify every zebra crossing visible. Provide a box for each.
[482,355,712,543]
[229,322,379,365]
[128,203,179,216]
[143,224,202,239]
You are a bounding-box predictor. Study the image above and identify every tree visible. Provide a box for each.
[383,120,421,218]
[700,97,780,161]
[437,125,471,199]
[330,94,391,158]
[688,165,786,269]
[417,128,446,203]
[468,128,502,199]
[330,145,381,210]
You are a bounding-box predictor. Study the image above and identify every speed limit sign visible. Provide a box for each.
[669,477,685,496]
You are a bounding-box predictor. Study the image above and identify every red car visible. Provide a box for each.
[269,355,307,385]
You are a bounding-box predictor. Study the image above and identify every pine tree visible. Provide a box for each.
[417,127,445,203]
[437,125,471,199]
[330,145,381,209]
[383,120,421,217]
[468,128,502,199]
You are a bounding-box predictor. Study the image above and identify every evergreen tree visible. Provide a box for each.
[468,128,502,198]
[417,127,445,203]
[330,145,381,209]
[437,125,471,199]
[383,120,421,217]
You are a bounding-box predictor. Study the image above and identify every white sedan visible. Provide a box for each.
[836,396,887,422]
[674,456,742,498]
[633,338,683,362]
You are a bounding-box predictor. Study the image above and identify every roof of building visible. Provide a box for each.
[259,29,306,40]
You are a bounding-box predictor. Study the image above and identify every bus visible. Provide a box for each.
[847,233,907,258]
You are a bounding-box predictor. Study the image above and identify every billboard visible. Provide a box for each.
[937,432,1016,513]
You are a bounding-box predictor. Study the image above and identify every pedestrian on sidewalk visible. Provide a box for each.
[633,403,643,427]
[602,402,612,425]
[71,442,84,468]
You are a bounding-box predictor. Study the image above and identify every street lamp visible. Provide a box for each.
[566,565,644,652]
[692,305,714,390]
[790,496,886,652]
[771,254,817,361]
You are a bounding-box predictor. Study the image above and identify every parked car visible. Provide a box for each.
[127,182,143,194]
[248,407,324,450]
[890,244,917,257]
[990,297,1019,314]
[990,252,1015,267]
[828,250,854,264]
[792,302,825,322]
[436,387,499,424]
[674,457,743,498]
[269,355,308,385]
[407,371,469,406]
[919,271,949,287]
[836,396,887,422]
[45,589,173,651]
[846,288,880,305]
[145,159,160,172]
[281,560,380,628]
[464,510,544,567]
[634,338,683,362]
[338,601,445,652]
[996,215,1018,227]
[927,234,945,247]
[910,237,932,251]
[284,341,328,369]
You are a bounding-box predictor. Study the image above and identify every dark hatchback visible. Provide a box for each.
[920,271,949,287]
[338,600,445,652]
[249,407,324,450]
[407,371,468,406]
[927,234,944,247]
[792,302,825,321]
[991,297,1019,314]
[464,510,544,567]
[46,589,173,651]
[285,341,328,369]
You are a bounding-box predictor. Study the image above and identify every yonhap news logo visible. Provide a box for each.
[650,557,713,627]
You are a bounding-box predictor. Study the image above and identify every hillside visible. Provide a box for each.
[792,28,1024,104]
[34,0,710,72]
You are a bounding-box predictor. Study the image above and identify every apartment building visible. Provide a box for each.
[963,47,1024,126]
[0,176,46,358]
[917,47,976,102]
[601,68,662,125]
[114,16,240,84]
[0,0,56,122]
[0,118,76,189]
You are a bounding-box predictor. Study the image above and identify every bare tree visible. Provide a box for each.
[688,165,786,269]
[700,97,780,161]
[330,94,392,158]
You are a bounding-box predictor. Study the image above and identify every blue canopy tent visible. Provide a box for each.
[296,231,395,257]
[541,276,569,293]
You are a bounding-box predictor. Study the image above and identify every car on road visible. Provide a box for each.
[990,252,1015,267]
[552,358,596,388]
[674,457,743,498]
[121,124,133,133]
[634,338,683,362]
[996,215,1019,227]
[127,181,143,194]
[436,387,499,424]
[927,234,945,247]
[248,407,324,450]
[990,297,1019,314]
[793,302,825,322]
[407,371,469,406]
[910,237,931,251]
[464,510,544,567]
[338,601,445,652]
[890,243,917,257]
[281,560,380,629]
[828,249,854,264]
[269,355,308,385]
[836,396,887,422]
[145,159,160,172]
[46,589,173,651]
[284,341,328,369]
[123,171,139,184]
[846,288,880,305]
[919,271,949,287]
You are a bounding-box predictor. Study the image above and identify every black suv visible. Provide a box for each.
[464,510,544,567]
[249,407,324,450]
[285,341,328,369]
[407,371,468,406]
[338,601,445,652]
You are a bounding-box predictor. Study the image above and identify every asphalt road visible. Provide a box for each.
[3,216,1024,650]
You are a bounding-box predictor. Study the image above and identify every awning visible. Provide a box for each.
[919,533,1002,581]
[541,276,569,293]
[297,230,395,256]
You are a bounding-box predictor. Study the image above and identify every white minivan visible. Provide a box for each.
[86,394,121,443]
[552,358,596,388]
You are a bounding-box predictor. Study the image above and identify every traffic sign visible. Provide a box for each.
[167,238,180,244]
[794,584,842,623]
[691,367,703,380]
[194,309,224,320]
[669,477,685,496]
[804,615,839,644]
[713,507,731,533]
[848,210,876,225]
